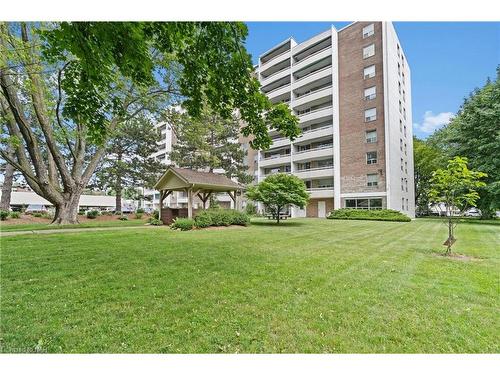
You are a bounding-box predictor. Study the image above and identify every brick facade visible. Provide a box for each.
[338,22,387,195]
[306,198,334,218]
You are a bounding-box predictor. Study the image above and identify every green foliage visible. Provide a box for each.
[86,210,99,219]
[114,211,122,216]
[136,208,145,214]
[152,209,159,220]
[134,213,143,219]
[427,68,500,216]
[118,216,129,221]
[0,210,9,220]
[246,173,310,223]
[327,209,411,222]
[168,107,252,184]
[244,201,258,216]
[171,218,194,231]
[39,22,300,147]
[32,213,43,218]
[101,210,113,216]
[9,211,21,219]
[148,218,163,226]
[429,156,487,254]
[194,209,250,228]
[413,137,447,216]
[78,209,86,216]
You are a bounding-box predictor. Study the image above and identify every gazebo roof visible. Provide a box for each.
[154,166,243,192]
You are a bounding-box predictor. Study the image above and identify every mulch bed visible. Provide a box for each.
[2,213,149,226]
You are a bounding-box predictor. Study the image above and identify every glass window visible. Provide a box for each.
[364,65,376,79]
[366,151,377,165]
[367,173,378,187]
[357,199,369,209]
[363,44,375,59]
[362,24,374,38]
[366,130,377,143]
[370,199,382,209]
[345,199,356,208]
[402,197,405,210]
[365,108,377,122]
[364,86,376,100]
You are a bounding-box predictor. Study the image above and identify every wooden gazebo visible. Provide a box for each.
[153,167,243,224]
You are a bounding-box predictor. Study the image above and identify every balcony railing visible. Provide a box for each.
[261,49,290,67]
[265,83,291,95]
[261,152,290,160]
[300,124,332,135]
[295,85,333,100]
[264,170,291,176]
[294,45,331,64]
[261,65,290,81]
[294,65,331,83]
[297,105,333,116]
[296,165,333,172]
[295,144,333,154]
[307,187,333,191]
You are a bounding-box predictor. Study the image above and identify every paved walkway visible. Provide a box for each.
[0,225,157,237]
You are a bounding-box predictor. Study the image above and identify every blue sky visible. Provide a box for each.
[245,22,500,139]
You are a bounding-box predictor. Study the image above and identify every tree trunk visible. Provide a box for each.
[0,149,15,210]
[115,180,122,213]
[51,193,81,225]
[276,206,281,224]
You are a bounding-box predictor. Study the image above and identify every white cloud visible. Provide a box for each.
[413,111,454,134]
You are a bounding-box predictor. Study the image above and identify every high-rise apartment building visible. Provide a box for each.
[255,22,415,217]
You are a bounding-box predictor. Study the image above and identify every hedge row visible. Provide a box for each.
[171,209,250,231]
[327,208,411,222]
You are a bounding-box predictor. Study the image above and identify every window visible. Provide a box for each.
[367,173,378,187]
[403,108,406,120]
[401,178,404,191]
[400,119,403,132]
[365,108,377,122]
[405,179,408,192]
[401,158,404,171]
[404,143,407,155]
[363,44,375,59]
[344,198,382,210]
[400,138,403,151]
[405,161,408,174]
[403,89,406,102]
[364,86,376,100]
[399,100,402,113]
[366,130,377,143]
[398,63,401,76]
[364,65,376,79]
[402,72,405,84]
[404,124,407,136]
[362,23,374,38]
[406,198,409,210]
[397,44,401,56]
[402,197,405,210]
[398,81,401,94]
[366,151,377,165]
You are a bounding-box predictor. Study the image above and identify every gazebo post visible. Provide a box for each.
[159,190,164,220]
[187,188,193,219]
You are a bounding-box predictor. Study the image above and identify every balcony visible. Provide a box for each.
[296,124,333,143]
[293,65,332,90]
[293,85,333,108]
[260,49,291,73]
[260,154,291,168]
[298,105,333,124]
[261,66,291,87]
[294,165,334,180]
[293,47,332,72]
[294,144,333,162]
[266,84,291,100]
[306,187,335,199]
[270,136,291,149]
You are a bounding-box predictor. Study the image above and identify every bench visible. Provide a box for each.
[265,213,290,220]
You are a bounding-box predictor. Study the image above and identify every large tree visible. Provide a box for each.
[0,22,300,224]
[169,107,252,184]
[413,137,446,216]
[93,116,164,212]
[427,67,500,217]
[246,173,310,224]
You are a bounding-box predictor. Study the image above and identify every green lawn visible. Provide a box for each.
[0,218,148,232]
[1,218,498,353]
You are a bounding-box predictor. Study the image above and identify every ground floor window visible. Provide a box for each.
[345,198,383,210]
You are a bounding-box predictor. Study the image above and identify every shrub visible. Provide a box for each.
[209,209,232,226]
[33,212,43,218]
[101,210,113,216]
[171,218,194,231]
[118,215,128,221]
[135,213,143,219]
[327,209,411,222]
[86,210,99,219]
[9,211,21,219]
[230,211,251,226]
[152,209,159,219]
[194,210,213,228]
[149,218,163,226]
[0,210,9,221]
[114,210,122,216]
[245,201,257,216]
[136,208,145,214]
[78,209,86,215]
[42,212,54,220]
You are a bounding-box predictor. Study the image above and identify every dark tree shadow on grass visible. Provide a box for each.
[250,220,308,227]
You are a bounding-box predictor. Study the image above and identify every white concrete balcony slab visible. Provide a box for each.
[298,105,333,124]
[307,187,334,199]
[293,47,332,72]
[294,166,334,180]
[260,154,291,168]
[293,86,333,108]
[261,67,291,87]
[270,137,292,149]
[294,145,333,162]
[266,84,291,100]
[260,50,291,73]
[293,66,332,90]
[293,29,332,56]
[296,125,333,143]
